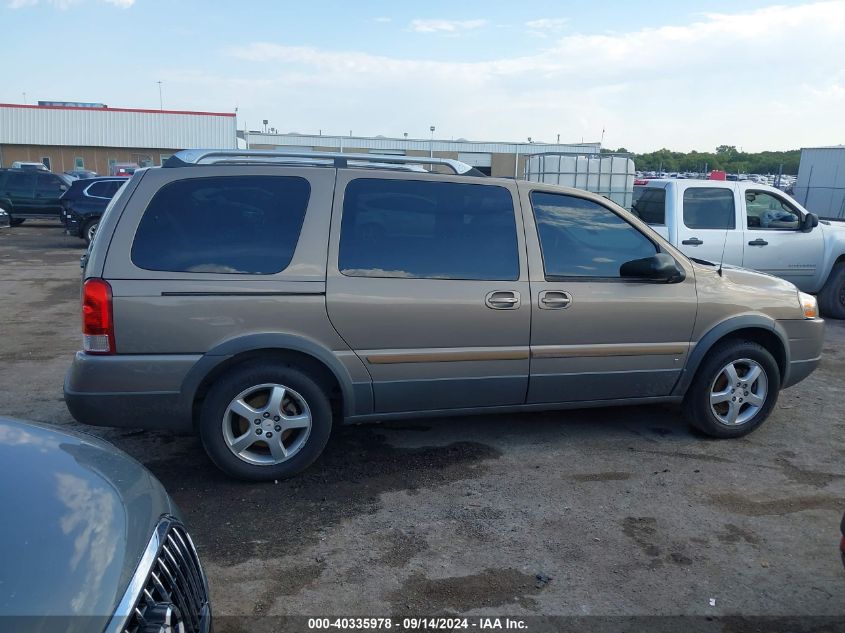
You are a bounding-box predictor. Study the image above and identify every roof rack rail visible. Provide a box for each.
[164,149,485,176]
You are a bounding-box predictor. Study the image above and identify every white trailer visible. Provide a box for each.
[524,152,635,209]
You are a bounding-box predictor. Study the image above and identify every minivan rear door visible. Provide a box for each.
[326,171,531,414]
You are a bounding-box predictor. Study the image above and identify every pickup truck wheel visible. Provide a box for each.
[682,340,780,438]
[818,263,845,319]
[10,218,25,226]
[198,362,333,481]
[82,219,99,245]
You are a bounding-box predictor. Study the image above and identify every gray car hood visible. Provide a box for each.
[0,417,176,632]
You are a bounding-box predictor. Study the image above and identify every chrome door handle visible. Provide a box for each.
[485,290,521,310]
[539,290,573,309]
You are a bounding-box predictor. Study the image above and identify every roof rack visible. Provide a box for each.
[164,149,484,176]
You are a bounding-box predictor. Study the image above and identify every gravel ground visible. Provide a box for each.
[1,221,843,630]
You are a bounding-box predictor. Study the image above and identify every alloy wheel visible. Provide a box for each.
[709,358,768,426]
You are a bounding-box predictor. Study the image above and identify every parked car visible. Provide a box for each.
[61,177,127,245]
[0,416,211,633]
[110,162,140,177]
[0,168,70,225]
[64,149,824,481]
[65,169,99,180]
[0,206,9,229]
[632,179,845,318]
[10,160,49,171]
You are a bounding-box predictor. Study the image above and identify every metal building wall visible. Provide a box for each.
[0,104,237,149]
[795,146,845,219]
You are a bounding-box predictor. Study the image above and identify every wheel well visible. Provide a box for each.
[191,348,344,427]
[713,327,786,381]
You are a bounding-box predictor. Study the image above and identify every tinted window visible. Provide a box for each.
[531,192,657,278]
[87,181,122,198]
[339,179,519,281]
[5,171,36,191]
[632,188,666,225]
[132,176,310,274]
[683,187,736,229]
[745,190,800,229]
[37,174,66,196]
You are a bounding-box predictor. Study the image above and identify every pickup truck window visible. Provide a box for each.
[531,191,656,279]
[632,188,666,225]
[745,190,800,230]
[683,187,735,230]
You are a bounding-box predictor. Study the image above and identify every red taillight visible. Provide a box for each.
[82,278,114,354]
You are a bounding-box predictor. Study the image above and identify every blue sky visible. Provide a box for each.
[3,0,845,152]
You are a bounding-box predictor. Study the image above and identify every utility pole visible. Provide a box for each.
[157,81,163,110]
[429,126,435,159]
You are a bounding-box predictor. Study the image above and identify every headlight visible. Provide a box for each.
[799,291,818,319]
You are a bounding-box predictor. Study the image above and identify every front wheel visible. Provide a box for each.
[682,340,780,438]
[198,362,333,480]
[818,262,845,319]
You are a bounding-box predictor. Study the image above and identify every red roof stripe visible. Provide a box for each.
[0,103,235,117]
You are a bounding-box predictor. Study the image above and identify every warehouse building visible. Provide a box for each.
[0,102,237,176]
[795,146,845,219]
[244,132,601,178]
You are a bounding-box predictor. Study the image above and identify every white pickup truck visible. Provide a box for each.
[632,179,845,318]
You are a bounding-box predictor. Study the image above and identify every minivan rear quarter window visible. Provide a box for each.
[131,175,310,274]
[339,178,519,281]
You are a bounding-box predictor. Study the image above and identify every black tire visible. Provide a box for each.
[198,361,333,481]
[818,262,845,319]
[82,219,99,246]
[682,340,780,438]
[10,218,25,227]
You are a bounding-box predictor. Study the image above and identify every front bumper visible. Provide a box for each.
[64,352,200,432]
[779,317,825,388]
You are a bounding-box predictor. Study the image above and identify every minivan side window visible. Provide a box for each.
[530,191,657,279]
[131,175,310,274]
[339,179,519,281]
[632,188,666,225]
[683,187,736,229]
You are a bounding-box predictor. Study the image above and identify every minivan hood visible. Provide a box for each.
[689,260,805,320]
[0,417,176,632]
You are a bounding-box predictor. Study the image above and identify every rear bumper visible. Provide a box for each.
[64,352,200,432]
[779,317,825,388]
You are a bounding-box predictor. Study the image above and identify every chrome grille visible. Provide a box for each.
[115,520,210,633]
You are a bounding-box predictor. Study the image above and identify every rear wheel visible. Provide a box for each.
[818,262,845,319]
[682,340,780,438]
[82,219,99,245]
[198,362,333,480]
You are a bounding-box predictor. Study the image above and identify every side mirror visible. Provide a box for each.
[801,212,819,233]
[620,252,685,283]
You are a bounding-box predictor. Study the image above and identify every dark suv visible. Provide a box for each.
[61,177,127,245]
[0,168,70,225]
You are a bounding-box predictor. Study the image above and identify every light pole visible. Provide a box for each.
[429,126,435,159]
[157,81,163,110]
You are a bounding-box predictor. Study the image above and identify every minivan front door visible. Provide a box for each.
[326,172,531,414]
[521,186,698,403]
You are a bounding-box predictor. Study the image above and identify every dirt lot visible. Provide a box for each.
[1,221,844,628]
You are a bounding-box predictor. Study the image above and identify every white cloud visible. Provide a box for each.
[373,16,391,23]
[216,1,845,151]
[410,18,487,33]
[525,18,569,30]
[7,0,38,6]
